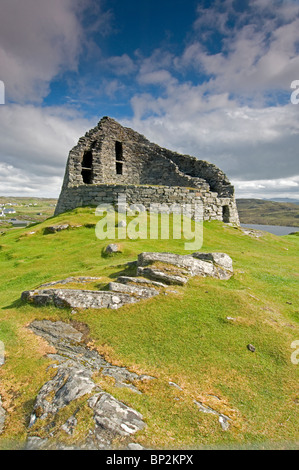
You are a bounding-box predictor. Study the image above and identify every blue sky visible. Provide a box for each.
[0,0,299,199]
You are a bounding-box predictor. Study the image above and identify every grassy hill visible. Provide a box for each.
[237,199,299,227]
[0,208,298,449]
[0,197,56,233]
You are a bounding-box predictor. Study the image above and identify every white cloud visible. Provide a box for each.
[182,0,299,96]
[125,96,299,186]
[0,105,96,196]
[233,175,299,199]
[122,0,299,199]
[0,0,111,103]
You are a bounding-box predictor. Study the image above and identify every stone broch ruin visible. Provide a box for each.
[55,116,239,224]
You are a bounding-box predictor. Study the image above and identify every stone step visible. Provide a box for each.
[108,282,158,298]
[116,276,168,288]
[137,267,189,286]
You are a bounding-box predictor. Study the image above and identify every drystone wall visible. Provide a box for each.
[55,183,239,223]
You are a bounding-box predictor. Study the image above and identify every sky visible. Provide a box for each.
[0,0,299,200]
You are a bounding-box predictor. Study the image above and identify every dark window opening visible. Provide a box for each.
[82,169,92,184]
[82,150,93,168]
[81,150,93,184]
[116,161,123,175]
[222,205,230,223]
[115,141,123,161]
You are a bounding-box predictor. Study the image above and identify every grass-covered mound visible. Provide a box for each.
[0,207,298,449]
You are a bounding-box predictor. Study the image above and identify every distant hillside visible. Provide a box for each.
[236,198,299,227]
[266,198,299,205]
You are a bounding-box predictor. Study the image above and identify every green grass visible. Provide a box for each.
[0,207,298,449]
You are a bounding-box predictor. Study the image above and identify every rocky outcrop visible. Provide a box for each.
[108,282,159,299]
[26,320,152,450]
[194,400,231,431]
[44,224,70,234]
[137,251,234,283]
[21,288,137,310]
[21,252,233,311]
[0,397,5,435]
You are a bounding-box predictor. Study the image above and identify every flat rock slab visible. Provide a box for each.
[137,267,189,286]
[88,392,145,447]
[22,288,137,310]
[38,277,102,288]
[138,252,233,281]
[117,276,168,288]
[21,251,233,311]
[108,281,158,298]
[29,320,153,390]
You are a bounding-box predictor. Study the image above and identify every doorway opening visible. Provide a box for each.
[222,205,230,223]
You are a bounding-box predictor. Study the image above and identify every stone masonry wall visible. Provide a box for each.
[54,183,239,224]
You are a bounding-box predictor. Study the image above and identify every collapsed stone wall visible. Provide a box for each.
[55,117,239,224]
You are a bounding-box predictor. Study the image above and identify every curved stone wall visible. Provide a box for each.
[54,183,239,224]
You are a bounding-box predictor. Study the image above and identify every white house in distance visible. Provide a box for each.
[4,208,16,215]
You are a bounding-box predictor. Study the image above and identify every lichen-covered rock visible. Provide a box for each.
[194,400,231,431]
[0,397,5,434]
[27,320,150,450]
[44,224,69,234]
[29,364,97,424]
[137,251,233,281]
[88,392,145,447]
[117,276,168,288]
[104,243,122,254]
[137,266,189,286]
[22,288,137,310]
[108,281,158,298]
[192,252,233,272]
